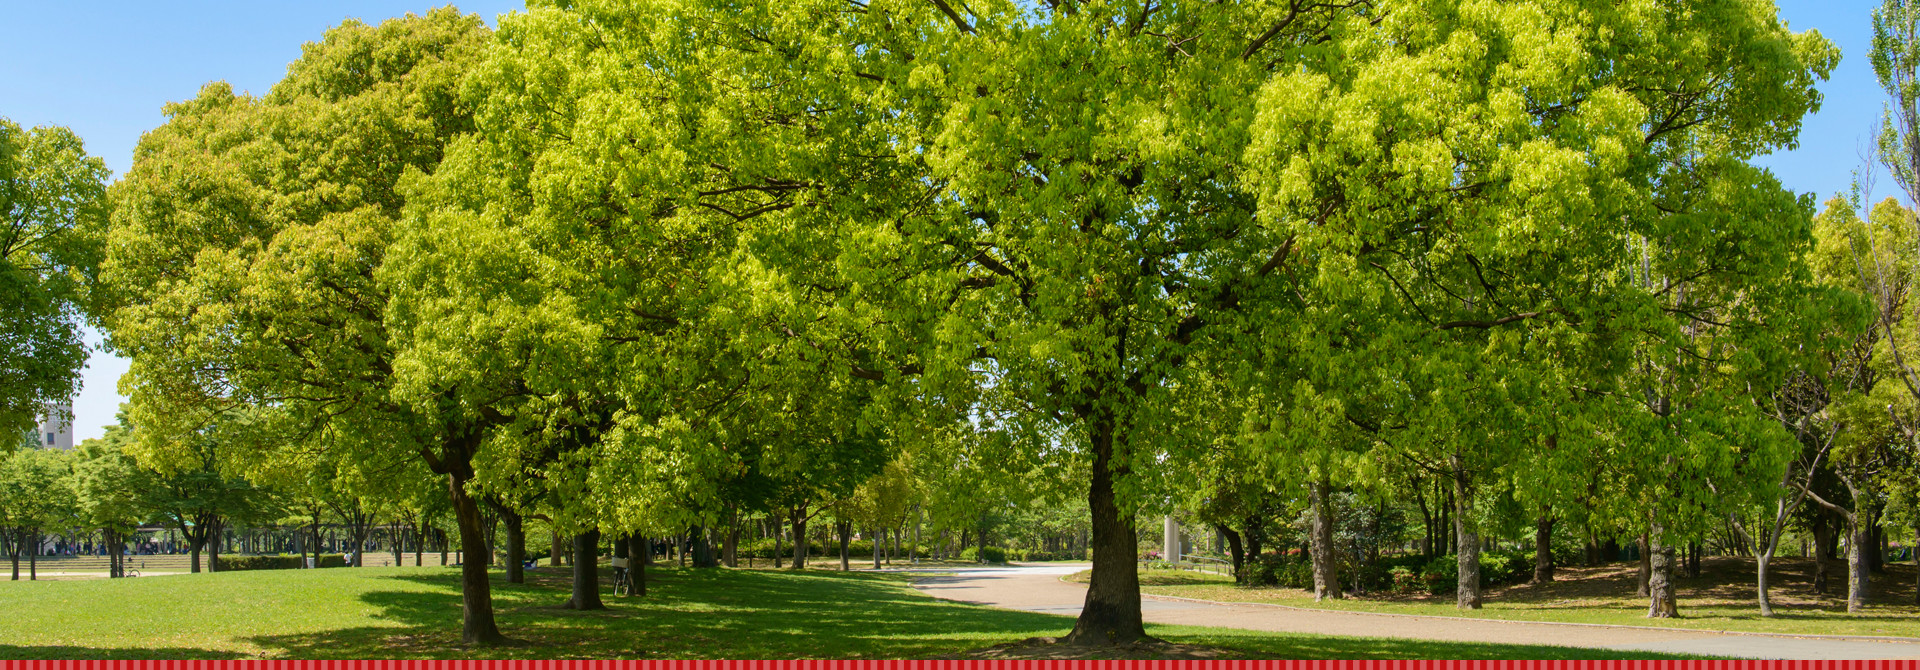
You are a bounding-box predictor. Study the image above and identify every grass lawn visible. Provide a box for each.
[0,564,1701,659]
[1123,557,1920,639]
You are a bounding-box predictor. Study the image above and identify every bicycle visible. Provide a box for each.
[124,568,140,578]
[610,556,630,597]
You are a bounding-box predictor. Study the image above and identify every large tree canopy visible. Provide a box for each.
[0,119,108,438]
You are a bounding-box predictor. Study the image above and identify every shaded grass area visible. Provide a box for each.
[1136,557,1920,639]
[0,565,1697,659]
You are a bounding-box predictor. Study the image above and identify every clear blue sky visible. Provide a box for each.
[0,0,1891,443]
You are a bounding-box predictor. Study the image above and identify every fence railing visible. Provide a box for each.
[1139,553,1233,577]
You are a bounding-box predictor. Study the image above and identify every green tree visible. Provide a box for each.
[0,118,108,438]
[75,418,152,578]
[0,445,77,580]
[100,9,505,642]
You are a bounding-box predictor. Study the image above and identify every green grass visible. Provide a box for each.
[0,565,1699,659]
[1127,557,1920,639]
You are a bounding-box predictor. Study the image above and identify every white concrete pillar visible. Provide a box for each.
[1164,514,1179,564]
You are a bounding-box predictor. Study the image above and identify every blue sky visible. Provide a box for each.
[0,0,1894,442]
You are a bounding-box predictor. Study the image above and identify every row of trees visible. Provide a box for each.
[7,0,1903,648]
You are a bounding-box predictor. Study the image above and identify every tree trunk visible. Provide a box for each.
[774,517,784,569]
[551,525,567,567]
[1636,535,1650,598]
[1758,550,1775,617]
[565,529,605,610]
[692,525,716,568]
[790,514,809,570]
[1062,413,1146,646]
[1218,524,1245,585]
[502,509,525,584]
[446,468,505,644]
[1452,464,1480,610]
[1532,514,1554,584]
[726,525,740,568]
[627,534,646,597]
[838,521,852,571]
[873,525,883,570]
[207,519,222,573]
[1309,477,1340,600]
[1647,526,1677,618]
[1847,518,1868,613]
[1813,513,1832,595]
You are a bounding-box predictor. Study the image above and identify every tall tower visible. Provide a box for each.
[35,400,73,450]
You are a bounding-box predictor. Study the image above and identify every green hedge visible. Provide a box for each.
[959,545,1008,563]
[1241,549,1533,594]
[213,554,348,571]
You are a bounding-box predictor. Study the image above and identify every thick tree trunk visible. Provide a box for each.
[1452,465,1480,610]
[1647,526,1677,618]
[1309,477,1340,600]
[207,519,222,573]
[726,525,740,568]
[565,529,605,610]
[445,469,505,644]
[1062,414,1146,646]
[1532,514,1554,584]
[503,511,525,583]
[551,525,568,567]
[789,514,809,570]
[627,534,646,597]
[1218,524,1245,585]
[692,526,716,568]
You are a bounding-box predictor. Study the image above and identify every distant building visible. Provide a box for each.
[36,400,73,450]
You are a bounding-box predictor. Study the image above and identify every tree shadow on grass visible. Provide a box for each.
[240,566,1075,659]
[0,645,246,660]
[231,567,1701,660]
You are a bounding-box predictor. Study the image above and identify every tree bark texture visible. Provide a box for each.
[1647,528,1677,618]
[498,505,525,584]
[789,513,809,570]
[1309,477,1341,601]
[566,529,605,610]
[1532,514,1554,584]
[1452,465,1480,610]
[1062,414,1147,646]
[447,467,505,643]
[627,534,647,597]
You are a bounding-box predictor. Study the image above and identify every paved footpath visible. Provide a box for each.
[912,563,1920,659]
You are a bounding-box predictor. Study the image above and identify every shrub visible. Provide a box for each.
[213,554,347,571]
[1417,550,1532,595]
[959,545,1008,563]
[1389,565,1421,593]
